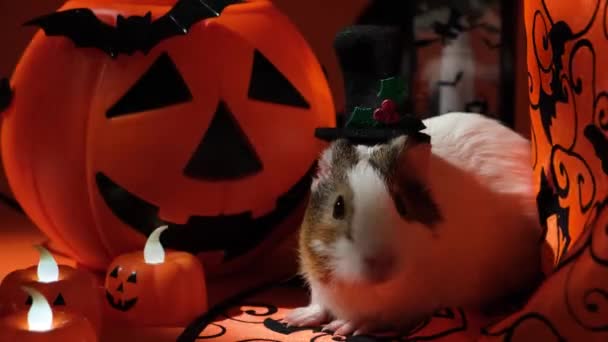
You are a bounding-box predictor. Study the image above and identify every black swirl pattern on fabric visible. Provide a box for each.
[179,276,470,342]
[481,0,608,339]
[222,303,279,324]
[481,312,567,341]
[563,199,608,332]
[530,0,600,261]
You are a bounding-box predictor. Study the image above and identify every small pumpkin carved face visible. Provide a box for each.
[104,227,207,326]
[0,287,98,342]
[2,0,335,272]
[104,253,208,326]
[105,265,138,312]
[25,291,66,307]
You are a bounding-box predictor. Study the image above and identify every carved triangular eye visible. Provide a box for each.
[53,293,66,306]
[106,53,193,118]
[25,295,32,306]
[183,101,263,180]
[247,49,310,109]
[127,272,137,283]
[109,266,120,278]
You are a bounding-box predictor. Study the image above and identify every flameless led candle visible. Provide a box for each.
[104,225,208,326]
[0,246,102,334]
[0,287,97,341]
[144,225,168,264]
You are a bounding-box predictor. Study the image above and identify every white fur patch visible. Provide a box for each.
[347,161,393,253]
[326,160,395,283]
[355,145,374,159]
[328,237,364,282]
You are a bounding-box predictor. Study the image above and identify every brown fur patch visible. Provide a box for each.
[329,139,359,177]
[299,140,358,282]
[369,136,443,228]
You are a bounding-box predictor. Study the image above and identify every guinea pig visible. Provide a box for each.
[283,112,543,336]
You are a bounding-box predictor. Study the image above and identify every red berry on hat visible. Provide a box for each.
[380,99,397,113]
[373,108,385,121]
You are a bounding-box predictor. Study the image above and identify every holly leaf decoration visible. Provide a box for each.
[345,106,379,128]
[377,76,407,105]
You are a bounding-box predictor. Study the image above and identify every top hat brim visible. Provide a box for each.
[315,128,431,146]
[315,117,429,146]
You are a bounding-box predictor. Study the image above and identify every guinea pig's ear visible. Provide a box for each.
[312,144,335,190]
[317,147,333,178]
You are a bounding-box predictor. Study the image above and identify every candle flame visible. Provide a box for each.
[22,286,52,332]
[35,245,59,283]
[144,225,169,264]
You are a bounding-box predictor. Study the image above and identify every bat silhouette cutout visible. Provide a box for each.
[584,124,608,175]
[25,0,243,58]
[431,8,465,43]
[536,168,570,260]
[416,8,501,48]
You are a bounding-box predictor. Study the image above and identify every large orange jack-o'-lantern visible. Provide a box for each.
[1,0,334,272]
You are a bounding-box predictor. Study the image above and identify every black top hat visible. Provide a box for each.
[315,75,429,146]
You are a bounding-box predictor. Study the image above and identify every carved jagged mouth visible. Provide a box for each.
[95,164,315,260]
[105,291,138,312]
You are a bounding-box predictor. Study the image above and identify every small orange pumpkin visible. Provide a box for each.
[104,226,207,326]
[1,0,334,272]
[0,246,102,334]
[0,287,97,342]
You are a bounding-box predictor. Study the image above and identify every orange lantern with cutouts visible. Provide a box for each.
[1,0,334,273]
[478,1,608,341]
[525,0,608,267]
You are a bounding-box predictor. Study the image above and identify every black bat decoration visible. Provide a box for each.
[584,123,608,175]
[537,21,574,145]
[431,8,465,44]
[536,168,571,257]
[0,78,12,112]
[25,0,243,58]
[417,7,501,48]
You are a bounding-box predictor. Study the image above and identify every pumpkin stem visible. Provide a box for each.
[22,286,53,332]
[144,225,169,264]
[34,245,59,283]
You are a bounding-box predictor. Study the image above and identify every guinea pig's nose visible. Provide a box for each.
[363,254,395,283]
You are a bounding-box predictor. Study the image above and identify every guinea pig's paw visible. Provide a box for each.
[282,304,329,327]
[324,319,386,337]
[322,319,359,336]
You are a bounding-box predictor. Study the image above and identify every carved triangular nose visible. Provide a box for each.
[117,283,124,293]
[183,101,263,181]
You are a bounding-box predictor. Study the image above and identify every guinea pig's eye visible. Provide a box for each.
[333,195,345,220]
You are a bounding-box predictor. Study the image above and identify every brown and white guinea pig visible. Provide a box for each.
[283,112,543,336]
